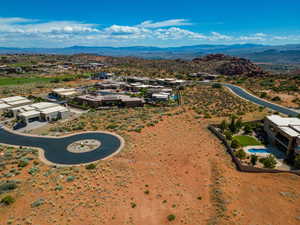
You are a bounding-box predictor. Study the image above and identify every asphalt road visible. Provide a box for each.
[0,128,123,165]
[222,83,299,117]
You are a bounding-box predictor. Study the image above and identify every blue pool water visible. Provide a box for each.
[248,148,270,154]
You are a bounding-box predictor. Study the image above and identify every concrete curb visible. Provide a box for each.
[0,126,125,167]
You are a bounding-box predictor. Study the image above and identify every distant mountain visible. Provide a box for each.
[1,44,300,63]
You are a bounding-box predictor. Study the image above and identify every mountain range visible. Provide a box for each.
[1,44,300,64]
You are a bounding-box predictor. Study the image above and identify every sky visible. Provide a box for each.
[0,0,300,48]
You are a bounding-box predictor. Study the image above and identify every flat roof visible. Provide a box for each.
[0,103,11,110]
[291,126,300,133]
[59,91,78,96]
[41,106,68,114]
[10,105,35,111]
[19,110,40,118]
[8,99,31,106]
[0,96,27,103]
[278,126,300,137]
[30,102,58,110]
[266,115,300,127]
[53,88,76,93]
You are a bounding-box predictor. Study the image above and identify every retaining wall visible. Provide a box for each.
[208,124,300,176]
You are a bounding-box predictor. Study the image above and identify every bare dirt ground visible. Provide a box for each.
[1,111,300,225]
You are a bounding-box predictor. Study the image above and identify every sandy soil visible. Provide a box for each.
[1,111,300,225]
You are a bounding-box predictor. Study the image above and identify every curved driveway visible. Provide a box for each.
[0,127,124,166]
[222,83,299,117]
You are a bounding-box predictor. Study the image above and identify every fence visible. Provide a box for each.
[208,124,300,176]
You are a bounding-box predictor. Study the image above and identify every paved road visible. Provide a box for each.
[222,83,299,117]
[0,127,123,165]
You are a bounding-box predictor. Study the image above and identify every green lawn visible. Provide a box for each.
[232,135,261,147]
[0,77,54,86]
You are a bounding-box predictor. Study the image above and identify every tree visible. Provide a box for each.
[231,139,240,149]
[1,195,15,205]
[250,155,258,165]
[212,83,222,88]
[259,155,277,168]
[229,115,238,133]
[220,120,228,133]
[235,149,246,159]
[243,124,252,134]
[224,130,232,140]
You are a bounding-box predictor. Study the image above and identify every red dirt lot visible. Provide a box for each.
[1,111,300,225]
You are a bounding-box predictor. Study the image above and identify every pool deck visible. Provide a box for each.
[244,145,291,170]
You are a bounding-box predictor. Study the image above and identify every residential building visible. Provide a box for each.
[264,115,300,156]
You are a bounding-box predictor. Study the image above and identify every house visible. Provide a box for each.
[40,106,70,121]
[91,72,114,80]
[120,97,144,107]
[14,102,70,124]
[264,115,300,156]
[50,88,78,99]
[8,105,35,117]
[0,103,11,112]
[75,95,103,108]
[0,96,31,108]
[18,110,41,124]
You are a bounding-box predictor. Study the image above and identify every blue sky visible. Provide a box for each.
[0,0,300,47]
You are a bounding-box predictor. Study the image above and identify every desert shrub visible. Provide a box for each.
[212,83,222,88]
[259,155,277,169]
[55,185,63,191]
[131,202,137,208]
[250,155,258,166]
[18,159,29,168]
[260,92,268,98]
[271,96,281,102]
[1,195,15,205]
[31,198,45,208]
[28,167,39,175]
[85,163,96,170]
[66,176,75,182]
[235,149,246,159]
[167,214,176,221]
[0,182,17,194]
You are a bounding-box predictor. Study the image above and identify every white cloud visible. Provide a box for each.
[137,19,192,28]
[0,17,298,47]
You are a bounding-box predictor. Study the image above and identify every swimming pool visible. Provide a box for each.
[247,148,271,154]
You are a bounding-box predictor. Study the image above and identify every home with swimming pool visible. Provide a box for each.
[264,115,300,157]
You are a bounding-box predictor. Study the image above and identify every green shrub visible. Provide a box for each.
[1,195,15,205]
[250,155,258,166]
[66,176,75,182]
[131,202,137,208]
[212,83,222,88]
[28,167,39,176]
[243,124,252,134]
[18,159,29,168]
[167,214,176,221]
[235,149,246,159]
[259,155,277,168]
[231,139,240,149]
[271,96,281,102]
[224,131,232,140]
[31,198,45,208]
[0,182,17,194]
[85,163,96,170]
